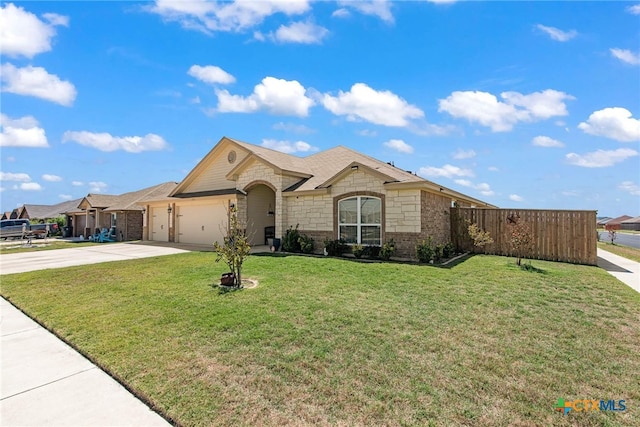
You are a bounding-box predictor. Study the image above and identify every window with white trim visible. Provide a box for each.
[338,196,381,245]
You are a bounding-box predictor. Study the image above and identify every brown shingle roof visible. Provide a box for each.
[103,182,178,211]
[229,137,311,176]
[292,145,424,192]
[621,216,640,224]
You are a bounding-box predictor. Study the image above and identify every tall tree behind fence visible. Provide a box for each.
[450,208,597,265]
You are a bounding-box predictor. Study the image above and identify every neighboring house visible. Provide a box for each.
[596,217,612,228]
[67,182,177,240]
[18,200,82,222]
[620,216,640,231]
[142,137,495,258]
[604,215,633,231]
[2,209,20,220]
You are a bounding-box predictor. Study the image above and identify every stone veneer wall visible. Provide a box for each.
[236,161,285,238]
[279,169,455,259]
[386,190,452,259]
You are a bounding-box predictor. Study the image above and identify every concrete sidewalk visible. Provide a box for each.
[0,242,188,275]
[597,248,640,293]
[1,298,171,426]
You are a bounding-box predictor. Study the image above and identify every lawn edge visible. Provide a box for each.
[1,296,182,427]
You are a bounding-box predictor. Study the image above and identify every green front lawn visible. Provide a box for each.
[1,253,638,426]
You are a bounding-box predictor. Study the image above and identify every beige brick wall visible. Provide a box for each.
[385,189,421,234]
[283,170,422,236]
[284,194,333,231]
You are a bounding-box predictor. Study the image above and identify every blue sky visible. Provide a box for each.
[1,1,639,217]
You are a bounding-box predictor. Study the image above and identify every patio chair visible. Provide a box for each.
[98,227,117,243]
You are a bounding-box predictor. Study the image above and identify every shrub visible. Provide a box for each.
[324,239,347,257]
[282,225,302,253]
[363,245,381,259]
[434,244,444,262]
[416,237,434,263]
[298,234,315,254]
[352,244,364,259]
[379,239,396,261]
[442,242,455,259]
[467,221,493,251]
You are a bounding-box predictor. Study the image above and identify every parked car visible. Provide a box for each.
[0,219,30,240]
[30,223,60,238]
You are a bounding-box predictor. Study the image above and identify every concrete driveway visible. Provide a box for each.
[0,242,188,275]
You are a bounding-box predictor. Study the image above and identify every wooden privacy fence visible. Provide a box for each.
[450,208,597,265]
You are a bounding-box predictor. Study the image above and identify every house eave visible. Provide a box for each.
[384,181,498,208]
[282,188,330,197]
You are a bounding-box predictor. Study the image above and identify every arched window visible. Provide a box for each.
[338,196,381,245]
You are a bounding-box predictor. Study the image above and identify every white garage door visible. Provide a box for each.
[150,207,168,241]
[176,204,227,245]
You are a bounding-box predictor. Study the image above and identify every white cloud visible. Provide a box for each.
[454,179,494,196]
[536,24,577,42]
[188,64,235,85]
[418,164,474,179]
[532,135,564,148]
[566,148,638,168]
[438,89,573,132]
[619,181,640,196]
[260,139,318,154]
[488,166,499,172]
[578,107,640,142]
[216,76,314,117]
[0,3,68,58]
[322,83,424,127]
[148,0,310,34]
[42,174,62,182]
[42,13,69,27]
[18,182,42,191]
[59,194,73,200]
[509,194,524,202]
[269,21,329,44]
[383,139,413,154]
[627,4,640,14]
[1,63,77,106]
[336,0,394,23]
[63,131,169,153]
[610,48,640,66]
[71,181,84,186]
[332,8,350,18]
[89,181,107,193]
[272,122,314,134]
[190,96,201,104]
[0,114,49,147]
[0,172,31,182]
[452,149,476,159]
[357,129,377,137]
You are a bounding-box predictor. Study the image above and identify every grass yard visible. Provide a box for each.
[1,253,639,426]
[0,239,99,254]
[598,242,640,263]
